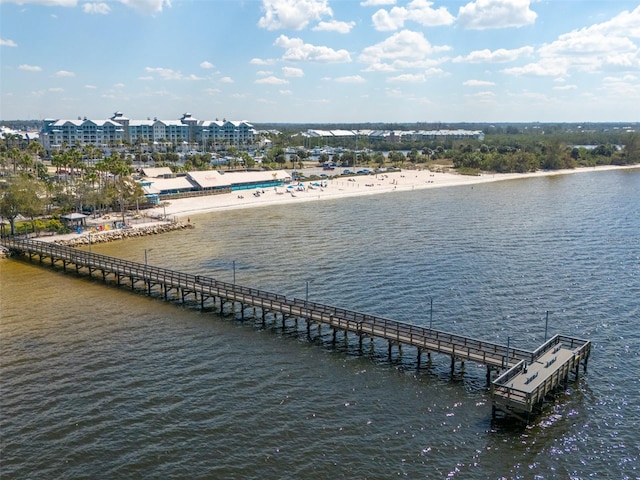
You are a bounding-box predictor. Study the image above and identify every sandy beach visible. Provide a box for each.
[146,164,638,220]
[21,164,634,246]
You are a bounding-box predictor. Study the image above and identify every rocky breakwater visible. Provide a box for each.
[54,222,194,247]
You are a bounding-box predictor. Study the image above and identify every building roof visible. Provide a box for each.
[141,167,173,178]
[143,176,196,193]
[61,212,88,220]
[187,170,291,189]
[186,170,225,189]
[216,170,291,185]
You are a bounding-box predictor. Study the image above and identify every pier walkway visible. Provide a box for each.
[2,238,591,422]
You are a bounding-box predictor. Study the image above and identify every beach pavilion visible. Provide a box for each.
[61,212,89,229]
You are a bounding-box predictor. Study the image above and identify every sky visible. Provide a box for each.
[1,0,639,124]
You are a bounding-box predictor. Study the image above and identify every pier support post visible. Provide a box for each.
[417,348,422,369]
[450,356,455,375]
[583,357,588,373]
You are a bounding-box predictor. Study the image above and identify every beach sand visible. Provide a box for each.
[31,164,636,245]
[146,165,638,220]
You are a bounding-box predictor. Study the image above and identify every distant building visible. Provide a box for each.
[39,112,256,151]
[140,170,291,197]
[302,128,484,143]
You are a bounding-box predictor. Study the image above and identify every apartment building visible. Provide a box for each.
[40,112,256,151]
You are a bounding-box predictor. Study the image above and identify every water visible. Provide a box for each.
[1,169,639,479]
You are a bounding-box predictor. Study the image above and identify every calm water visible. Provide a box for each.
[1,169,639,479]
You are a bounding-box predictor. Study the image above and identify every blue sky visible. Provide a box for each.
[1,0,639,123]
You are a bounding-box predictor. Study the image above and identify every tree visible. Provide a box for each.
[0,175,44,235]
[542,138,565,169]
[620,133,640,165]
[373,152,385,168]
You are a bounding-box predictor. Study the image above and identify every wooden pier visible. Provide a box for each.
[2,238,591,422]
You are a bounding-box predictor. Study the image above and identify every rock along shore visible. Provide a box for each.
[51,222,194,247]
[0,222,194,257]
[53,222,194,247]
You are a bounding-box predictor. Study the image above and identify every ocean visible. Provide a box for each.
[1,168,638,479]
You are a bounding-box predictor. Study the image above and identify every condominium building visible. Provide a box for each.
[40,112,256,151]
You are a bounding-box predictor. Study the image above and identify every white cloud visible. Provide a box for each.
[145,67,181,80]
[601,74,640,98]
[463,79,495,86]
[372,0,455,32]
[83,2,110,14]
[387,73,425,82]
[144,66,202,80]
[504,6,640,78]
[84,84,97,89]
[502,62,565,77]
[48,87,64,92]
[250,58,276,66]
[359,30,450,67]
[282,66,304,77]
[255,76,289,85]
[279,89,293,95]
[119,0,171,15]
[19,64,42,72]
[55,70,75,77]
[220,77,234,83]
[335,75,366,83]
[2,0,76,6]
[553,84,577,91]
[1,39,18,47]
[360,0,395,5]
[457,0,537,30]
[454,46,534,63]
[258,0,332,31]
[466,91,497,101]
[200,61,214,69]
[138,76,154,80]
[274,35,352,63]
[256,70,273,76]
[313,20,355,34]
[362,62,397,73]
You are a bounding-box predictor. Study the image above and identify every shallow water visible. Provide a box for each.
[2,169,639,479]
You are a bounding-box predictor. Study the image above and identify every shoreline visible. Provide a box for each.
[6,164,636,248]
[145,164,639,220]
